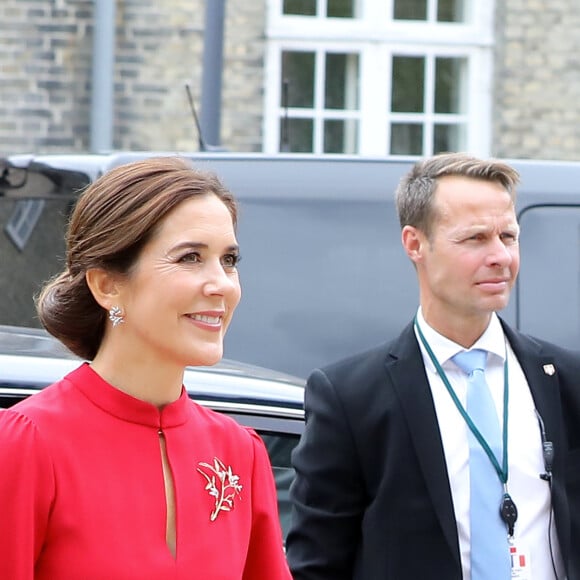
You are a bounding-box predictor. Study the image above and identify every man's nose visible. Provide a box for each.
[487,237,513,266]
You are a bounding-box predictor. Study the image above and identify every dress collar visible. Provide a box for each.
[67,363,191,429]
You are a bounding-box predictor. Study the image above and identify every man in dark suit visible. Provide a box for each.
[286,152,580,579]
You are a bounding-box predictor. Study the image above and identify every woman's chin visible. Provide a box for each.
[186,349,223,368]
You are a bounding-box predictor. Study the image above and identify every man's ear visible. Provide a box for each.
[85,268,122,311]
[401,225,426,265]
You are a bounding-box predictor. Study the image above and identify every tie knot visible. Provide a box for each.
[452,348,487,376]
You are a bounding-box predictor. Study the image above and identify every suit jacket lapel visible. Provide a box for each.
[501,323,562,445]
[501,322,570,562]
[385,323,461,568]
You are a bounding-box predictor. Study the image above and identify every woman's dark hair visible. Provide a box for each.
[36,156,237,360]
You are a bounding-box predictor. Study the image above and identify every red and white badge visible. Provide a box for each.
[510,542,531,579]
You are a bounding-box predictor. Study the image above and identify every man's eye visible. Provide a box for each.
[501,233,518,242]
[222,254,240,268]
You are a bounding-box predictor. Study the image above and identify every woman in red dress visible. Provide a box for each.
[0,157,292,579]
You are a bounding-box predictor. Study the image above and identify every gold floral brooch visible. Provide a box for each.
[197,457,243,521]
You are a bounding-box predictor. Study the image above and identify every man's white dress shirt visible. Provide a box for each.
[415,309,564,579]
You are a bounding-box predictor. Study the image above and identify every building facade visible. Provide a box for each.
[0,0,579,160]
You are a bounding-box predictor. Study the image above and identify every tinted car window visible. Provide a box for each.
[260,432,298,539]
[0,197,70,328]
[220,411,301,541]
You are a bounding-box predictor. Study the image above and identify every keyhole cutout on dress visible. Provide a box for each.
[158,431,176,558]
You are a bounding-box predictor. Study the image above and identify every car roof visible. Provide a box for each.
[0,325,305,416]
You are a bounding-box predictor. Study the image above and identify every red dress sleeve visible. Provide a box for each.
[243,429,292,580]
[0,410,56,579]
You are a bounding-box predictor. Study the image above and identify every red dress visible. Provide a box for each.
[0,363,291,579]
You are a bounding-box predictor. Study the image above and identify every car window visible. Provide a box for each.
[221,411,301,540]
[259,432,298,540]
[1,197,70,328]
[0,390,30,408]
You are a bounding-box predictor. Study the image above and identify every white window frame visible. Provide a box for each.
[264,0,494,157]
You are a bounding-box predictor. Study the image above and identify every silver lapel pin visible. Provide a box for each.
[543,364,555,376]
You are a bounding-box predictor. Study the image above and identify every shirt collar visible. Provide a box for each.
[415,308,506,372]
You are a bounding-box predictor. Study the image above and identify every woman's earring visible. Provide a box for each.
[108,306,125,327]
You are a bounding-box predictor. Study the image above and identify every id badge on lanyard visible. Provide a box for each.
[510,542,531,579]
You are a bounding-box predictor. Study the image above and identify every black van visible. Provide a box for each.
[2,152,580,377]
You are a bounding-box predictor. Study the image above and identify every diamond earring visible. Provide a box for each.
[108,306,124,327]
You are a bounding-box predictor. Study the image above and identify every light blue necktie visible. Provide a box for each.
[452,349,510,580]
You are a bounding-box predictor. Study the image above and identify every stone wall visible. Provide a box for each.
[493,0,580,160]
[0,0,93,153]
[0,0,266,155]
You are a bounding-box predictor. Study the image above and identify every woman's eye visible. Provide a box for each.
[222,253,240,268]
[179,252,201,263]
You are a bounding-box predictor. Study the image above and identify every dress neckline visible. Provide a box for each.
[67,363,191,429]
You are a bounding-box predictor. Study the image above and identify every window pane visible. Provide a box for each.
[283,0,316,15]
[327,0,355,18]
[435,57,466,114]
[281,52,315,108]
[325,53,359,110]
[437,0,466,22]
[280,118,314,152]
[324,119,358,153]
[390,123,423,155]
[393,0,427,20]
[392,56,424,113]
[434,123,464,153]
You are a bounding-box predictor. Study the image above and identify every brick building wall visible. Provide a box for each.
[0,0,93,153]
[1,0,579,160]
[0,0,266,155]
[113,0,205,152]
[494,0,580,160]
